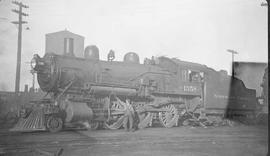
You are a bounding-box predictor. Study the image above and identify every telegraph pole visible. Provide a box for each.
[227,49,238,76]
[12,1,28,95]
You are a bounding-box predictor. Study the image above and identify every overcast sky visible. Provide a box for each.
[0,0,268,91]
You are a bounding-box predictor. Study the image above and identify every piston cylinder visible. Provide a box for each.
[65,101,93,123]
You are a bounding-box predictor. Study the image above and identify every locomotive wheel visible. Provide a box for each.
[159,104,179,128]
[46,116,63,133]
[104,100,125,130]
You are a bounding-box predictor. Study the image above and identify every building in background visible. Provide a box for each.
[45,30,85,57]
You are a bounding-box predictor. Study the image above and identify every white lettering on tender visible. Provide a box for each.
[214,94,250,101]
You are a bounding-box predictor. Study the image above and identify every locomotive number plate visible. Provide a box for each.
[183,85,197,92]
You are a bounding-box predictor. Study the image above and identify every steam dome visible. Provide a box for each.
[84,45,99,60]
[123,52,140,64]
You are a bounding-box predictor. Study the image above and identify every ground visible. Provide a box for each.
[0,125,268,156]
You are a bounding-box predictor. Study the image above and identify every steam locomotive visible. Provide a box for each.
[11,46,258,132]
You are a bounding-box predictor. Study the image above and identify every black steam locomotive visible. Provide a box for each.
[11,46,258,132]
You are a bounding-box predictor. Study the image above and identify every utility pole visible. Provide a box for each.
[227,49,238,76]
[12,1,28,95]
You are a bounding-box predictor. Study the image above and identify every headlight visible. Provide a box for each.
[31,54,45,70]
[30,57,37,70]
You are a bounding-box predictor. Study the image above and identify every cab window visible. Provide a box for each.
[188,70,203,82]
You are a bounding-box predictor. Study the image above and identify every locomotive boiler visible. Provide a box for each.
[11,46,258,132]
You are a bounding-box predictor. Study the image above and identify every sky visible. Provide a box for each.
[0,0,268,91]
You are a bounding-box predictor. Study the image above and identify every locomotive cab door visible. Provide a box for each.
[178,69,205,116]
[187,69,205,108]
[189,70,205,96]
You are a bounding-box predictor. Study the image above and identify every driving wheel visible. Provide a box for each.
[159,104,179,128]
